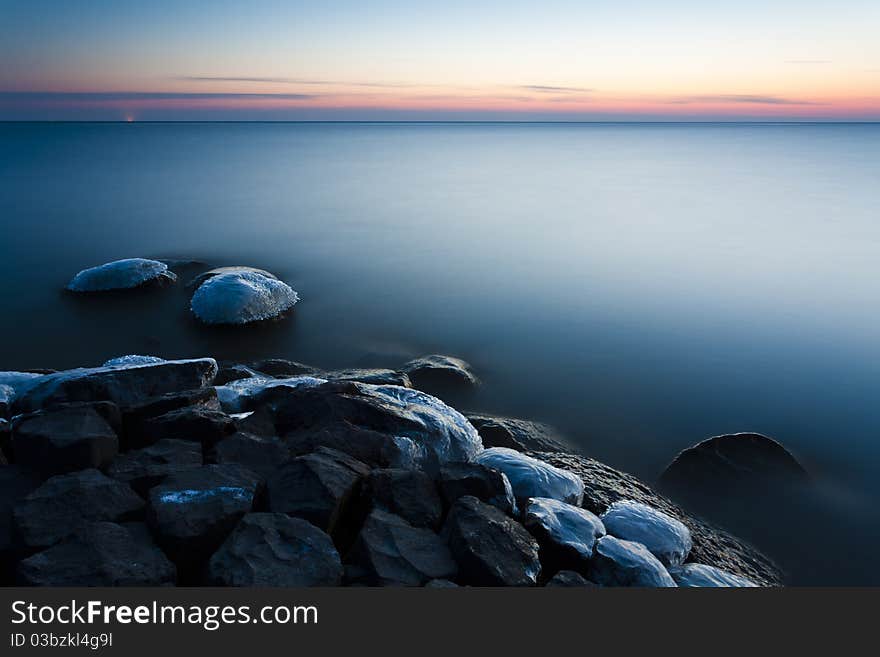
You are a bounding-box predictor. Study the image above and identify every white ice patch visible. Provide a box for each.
[671,563,758,587]
[190,270,299,325]
[158,486,252,505]
[66,258,174,292]
[523,497,606,560]
[215,375,328,413]
[600,500,692,568]
[102,355,165,367]
[475,447,584,505]
[592,535,677,587]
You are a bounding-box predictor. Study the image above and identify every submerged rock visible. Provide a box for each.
[590,536,677,587]
[671,563,759,587]
[402,355,478,391]
[523,497,605,573]
[467,414,572,453]
[17,521,176,586]
[190,269,299,325]
[66,258,176,293]
[107,439,203,496]
[437,462,516,516]
[475,448,584,506]
[444,496,541,586]
[208,513,342,587]
[601,500,692,568]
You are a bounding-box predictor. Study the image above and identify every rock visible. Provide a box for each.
[187,266,279,289]
[13,469,145,550]
[214,433,288,480]
[66,258,176,293]
[17,521,175,586]
[589,536,677,587]
[437,462,516,516]
[14,358,218,413]
[321,368,411,387]
[215,365,257,386]
[545,570,597,587]
[12,403,119,476]
[0,371,44,416]
[671,563,759,587]
[232,407,276,437]
[523,497,605,574]
[360,469,443,529]
[347,509,457,586]
[659,433,808,496]
[140,406,236,447]
[527,451,783,586]
[249,359,318,378]
[600,500,692,568]
[402,355,478,391]
[107,439,203,496]
[425,579,459,588]
[190,269,299,325]
[467,414,572,453]
[147,464,262,571]
[102,355,165,367]
[122,387,221,448]
[208,513,342,587]
[443,496,541,586]
[475,448,584,506]
[1,386,15,418]
[215,374,326,413]
[0,418,10,460]
[267,448,369,537]
[0,466,42,575]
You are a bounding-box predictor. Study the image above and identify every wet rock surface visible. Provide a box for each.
[476,448,584,506]
[671,562,758,587]
[601,500,692,568]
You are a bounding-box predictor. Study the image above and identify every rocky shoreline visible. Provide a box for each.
[1,354,784,587]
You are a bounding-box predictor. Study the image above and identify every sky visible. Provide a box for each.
[1,0,878,121]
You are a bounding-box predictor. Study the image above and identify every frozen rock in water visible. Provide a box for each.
[600,500,692,568]
[590,535,677,587]
[190,269,299,325]
[103,355,165,368]
[208,513,342,587]
[187,266,279,289]
[475,447,584,506]
[467,414,572,453]
[438,462,516,516]
[671,563,758,587]
[17,521,176,586]
[66,258,176,292]
[523,497,605,571]
[215,375,327,413]
[402,355,478,391]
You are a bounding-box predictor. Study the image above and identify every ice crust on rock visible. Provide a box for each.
[523,497,606,561]
[671,563,758,587]
[475,447,584,505]
[215,375,328,412]
[600,500,692,568]
[67,258,175,292]
[190,270,299,325]
[591,535,677,587]
[102,355,165,368]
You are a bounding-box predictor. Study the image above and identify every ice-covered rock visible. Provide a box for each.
[66,258,176,292]
[475,447,583,505]
[190,269,299,325]
[523,497,605,568]
[590,535,677,587]
[102,355,165,367]
[215,375,327,413]
[600,500,692,568]
[671,563,758,587]
[0,372,45,413]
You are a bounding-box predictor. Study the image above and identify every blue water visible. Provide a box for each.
[1,122,879,583]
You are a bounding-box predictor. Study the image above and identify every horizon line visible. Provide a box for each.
[2,119,879,125]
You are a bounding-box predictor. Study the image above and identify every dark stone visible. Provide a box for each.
[215,433,289,480]
[140,406,236,448]
[360,469,443,529]
[12,404,119,476]
[443,496,540,586]
[121,387,221,449]
[14,358,218,413]
[437,462,515,515]
[107,439,203,497]
[215,365,256,386]
[17,521,175,586]
[13,469,145,550]
[249,359,318,378]
[232,408,277,437]
[0,419,10,461]
[402,354,478,391]
[528,451,784,586]
[0,466,42,578]
[347,509,457,586]
[147,464,262,573]
[467,414,572,453]
[207,513,342,586]
[425,579,459,588]
[267,448,369,537]
[284,425,404,468]
[545,570,598,587]
[321,369,411,387]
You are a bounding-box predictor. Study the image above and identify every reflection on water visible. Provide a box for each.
[1,122,879,583]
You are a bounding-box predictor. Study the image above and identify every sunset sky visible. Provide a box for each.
[1,0,878,121]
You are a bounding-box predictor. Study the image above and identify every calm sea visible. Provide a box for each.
[1,122,879,583]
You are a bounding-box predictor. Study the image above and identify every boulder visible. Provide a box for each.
[671,563,759,588]
[467,414,572,453]
[215,365,257,386]
[107,439,203,496]
[121,387,222,449]
[17,521,176,586]
[443,496,541,586]
[402,355,478,392]
[527,451,783,586]
[232,407,277,437]
[267,448,369,536]
[66,258,176,293]
[249,359,318,378]
[147,464,262,571]
[140,406,236,447]
[347,509,457,586]
[13,469,145,550]
[437,463,516,516]
[208,513,342,587]
[589,536,677,587]
[214,433,289,480]
[545,570,598,587]
[321,368,411,387]
[14,358,218,413]
[359,469,443,529]
[12,403,119,476]
[190,269,299,325]
[523,497,605,574]
[475,448,584,506]
[601,500,692,568]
